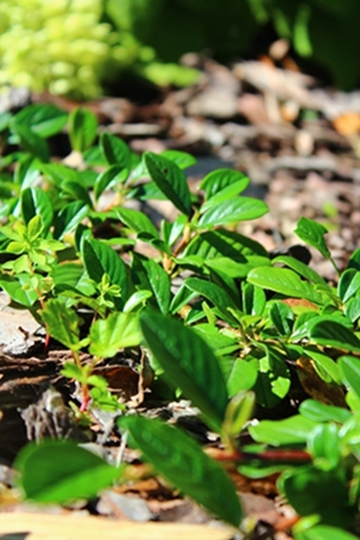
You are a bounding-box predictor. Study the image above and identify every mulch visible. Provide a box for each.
[1,48,360,538]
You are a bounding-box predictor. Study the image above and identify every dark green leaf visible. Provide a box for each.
[280,467,353,527]
[345,295,360,323]
[142,258,171,314]
[242,282,266,316]
[144,152,192,216]
[269,301,294,336]
[21,187,53,234]
[62,180,93,208]
[339,355,360,398]
[100,132,131,169]
[53,201,90,239]
[310,320,360,352]
[294,217,331,260]
[122,416,242,527]
[338,268,360,303]
[15,439,120,503]
[116,207,159,239]
[199,197,268,228]
[93,165,128,200]
[82,238,129,308]
[12,124,49,162]
[199,169,249,199]
[68,107,98,152]
[184,229,268,260]
[13,104,68,138]
[41,163,80,187]
[140,310,228,431]
[185,276,238,325]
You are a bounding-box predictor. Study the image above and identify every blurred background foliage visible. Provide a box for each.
[0,0,359,100]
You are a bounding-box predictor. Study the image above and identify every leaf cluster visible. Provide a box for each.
[1,103,360,538]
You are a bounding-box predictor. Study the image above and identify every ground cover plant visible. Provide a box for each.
[1,103,360,538]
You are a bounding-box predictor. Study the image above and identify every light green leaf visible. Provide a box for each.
[116,207,159,239]
[13,104,68,138]
[15,440,121,503]
[249,415,318,446]
[199,197,268,227]
[199,169,249,200]
[339,355,360,398]
[247,266,323,303]
[40,299,81,350]
[53,201,89,239]
[89,312,141,358]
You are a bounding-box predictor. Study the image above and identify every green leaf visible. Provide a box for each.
[20,187,53,234]
[249,415,318,446]
[100,132,131,170]
[299,399,351,424]
[339,355,360,399]
[227,360,258,397]
[142,258,171,314]
[247,266,323,303]
[61,180,93,208]
[68,107,98,152]
[144,152,192,216]
[94,165,129,200]
[123,290,153,313]
[0,274,38,307]
[185,276,238,325]
[41,163,80,187]
[304,349,342,384]
[280,467,353,527]
[82,238,129,308]
[269,301,294,336]
[53,201,90,239]
[199,169,249,200]
[295,525,359,540]
[294,217,331,260]
[310,320,360,353]
[15,439,120,503]
[161,149,197,169]
[140,310,228,431]
[121,415,242,527]
[338,268,360,303]
[272,255,328,287]
[242,282,266,316]
[308,423,340,470]
[184,229,268,260]
[253,347,291,408]
[199,197,268,228]
[12,124,49,162]
[116,207,159,239]
[345,295,360,323]
[200,179,252,212]
[89,312,141,358]
[40,299,81,351]
[13,104,68,138]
